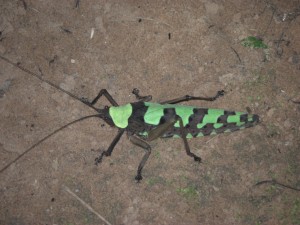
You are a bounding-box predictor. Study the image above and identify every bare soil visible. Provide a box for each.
[0,0,299,225]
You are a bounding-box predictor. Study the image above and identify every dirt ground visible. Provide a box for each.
[0,0,300,224]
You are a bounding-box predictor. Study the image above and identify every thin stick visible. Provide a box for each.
[230,47,242,63]
[135,17,172,27]
[255,179,300,191]
[0,55,99,112]
[62,185,112,225]
[109,17,172,28]
[205,135,219,144]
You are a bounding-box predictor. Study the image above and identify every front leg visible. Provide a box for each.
[95,129,125,164]
[82,89,119,107]
[147,116,201,162]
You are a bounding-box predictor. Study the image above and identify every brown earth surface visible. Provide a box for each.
[0,0,300,224]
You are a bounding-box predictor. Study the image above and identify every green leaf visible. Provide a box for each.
[177,186,198,199]
[241,36,268,49]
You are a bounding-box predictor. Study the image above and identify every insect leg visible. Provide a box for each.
[83,89,119,106]
[132,88,152,102]
[147,119,177,141]
[95,129,125,164]
[177,116,201,162]
[128,134,151,182]
[160,90,225,104]
[147,115,201,162]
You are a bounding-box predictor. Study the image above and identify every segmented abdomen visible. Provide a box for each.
[130,102,259,138]
[162,107,259,138]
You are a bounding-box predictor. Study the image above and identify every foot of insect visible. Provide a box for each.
[132,88,152,102]
[215,90,225,99]
[135,173,143,182]
[94,151,108,165]
[193,155,201,162]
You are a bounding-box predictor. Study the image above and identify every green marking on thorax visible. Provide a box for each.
[109,103,132,128]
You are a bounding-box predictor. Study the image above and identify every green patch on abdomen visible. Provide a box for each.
[143,102,195,127]
[143,102,165,125]
[174,106,194,127]
[202,108,225,124]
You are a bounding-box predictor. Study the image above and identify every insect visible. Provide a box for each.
[0,55,259,181]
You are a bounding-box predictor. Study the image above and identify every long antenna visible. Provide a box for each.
[0,55,104,174]
[0,55,99,112]
[0,114,100,174]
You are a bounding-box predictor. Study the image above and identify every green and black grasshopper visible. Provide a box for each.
[0,56,259,181]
